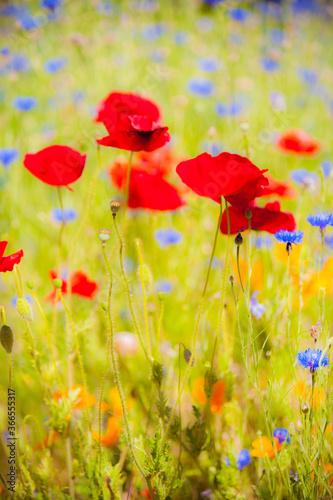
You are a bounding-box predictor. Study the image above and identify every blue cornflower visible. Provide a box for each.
[321,160,332,178]
[307,212,333,231]
[202,0,224,5]
[250,291,266,320]
[50,208,78,224]
[290,168,317,187]
[297,68,317,87]
[216,100,243,117]
[324,234,333,249]
[224,457,231,466]
[255,235,274,249]
[0,147,19,169]
[44,57,67,73]
[236,449,251,470]
[261,57,279,72]
[187,78,214,97]
[296,348,329,372]
[196,17,215,33]
[40,0,62,11]
[155,280,173,294]
[0,46,10,56]
[269,28,284,45]
[269,91,286,112]
[142,24,163,41]
[273,428,290,444]
[13,96,37,111]
[201,140,224,157]
[174,31,187,45]
[19,14,43,31]
[154,228,183,249]
[229,8,249,22]
[274,230,304,245]
[198,57,220,73]
[8,53,30,72]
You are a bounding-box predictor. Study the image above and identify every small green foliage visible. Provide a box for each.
[185,406,207,456]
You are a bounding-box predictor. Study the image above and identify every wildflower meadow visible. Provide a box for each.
[1,0,333,498]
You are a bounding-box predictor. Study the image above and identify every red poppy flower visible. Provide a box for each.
[220,201,296,235]
[136,147,183,177]
[261,174,298,199]
[24,145,86,189]
[109,161,185,211]
[0,241,23,273]
[176,152,269,209]
[95,92,170,152]
[45,269,98,304]
[275,129,321,157]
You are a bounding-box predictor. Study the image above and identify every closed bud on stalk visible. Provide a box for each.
[101,302,107,311]
[245,209,252,220]
[0,325,14,353]
[302,403,309,414]
[234,232,243,246]
[229,275,234,283]
[16,297,33,321]
[53,279,63,289]
[26,280,34,290]
[98,228,111,243]
[157,291,165,301]
[183,348,194,366]
[286,242,292,254]
[239,120,250,132]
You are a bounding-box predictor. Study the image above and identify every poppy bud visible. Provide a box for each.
[110,200,120,216]
[302,403,309,414]
[16,297,33,322]
[234,232,243,246]
[101,302,107,311]
[0,325,14,354]
[239,120,250,132]
[266,351,271,357]
[229,275,234,283]
[157,292,165,301]
[98,228,111,244]
[183,346,194,366]
[26,280,34,290]
[286,242,292,254]
[245,209,252,220]
[53,279,63,289]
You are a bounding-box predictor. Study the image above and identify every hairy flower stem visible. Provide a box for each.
[156,297,164,359]
[56,186,65,275]
[99,244,114,476]
[112,215,149,361]
[160,198,224,451]
[1,307,12,390]
[123,150,134,226]
[59,291,92,432]
[135,239,152,357]
[236,245,245,293]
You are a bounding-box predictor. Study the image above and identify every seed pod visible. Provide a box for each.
[110,200,120,216]
[234,232,243,246]
[0,325,14,353]
[98,228,111,243]
[26,281,34,290]
[53,279,63,289]
[16,297,33,322]
[229,275,234,283]
[245,209,252,219]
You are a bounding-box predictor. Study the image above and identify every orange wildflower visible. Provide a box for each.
[233,257,264,291]
[92,416,120,447]
[36,431,60,450]
[54,385,97,410]
[293,381,326,409]
[192,378,226,414]
[251,436,282,458]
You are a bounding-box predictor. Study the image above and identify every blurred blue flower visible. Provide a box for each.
[202,0,224,5]
[324,234,333,249]
[0,4,28,17]
[296,348,329,371]
[269,28,284,45]
[44,57,67,73]
[123,257,134,273]
[198,57,219,72]
[187,78,214,97]
[155,280,173,294]
[0,46,10,56]
[224,457,231,466]
[273,428,290,444]
[196,17,214,33]
[297,68,317,87]
[131,0,158,12]
[40,0,62,10]
[174,31,187,45]
[236,449,251,470]
[201,490,214,499]
[229,8,249,22]
[321,160,332,178]
[11,295,32,307]
[216,100,243,117]
[8,53,30,72]
[202,140,224,157]
[274,230,304,244]
[307,212,333,231]
[0,147,19,169]
[261,57,279,72]
[154,228,183,249]
[50,208,78,224]
[142,24,163,41]
[72,90,84,103]
[19,14,44,30]
[150,48,165,63]
[255,235,274,249]
[13,96,37,111]
[269,90,286,112]
[250,291,266,320]
[229,33,243,45]
[206,256,219,269]
[292,0,321,14]
[95,2,113,15]
[290,168,317,186]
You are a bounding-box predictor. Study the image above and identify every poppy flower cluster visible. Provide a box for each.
[54,385,97,410]
[96,91,170,152]
[45,269,98,304]
[0,241,23,273]
[109,151,185,211]
[192,377,226,414]
[275,128,321,157]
